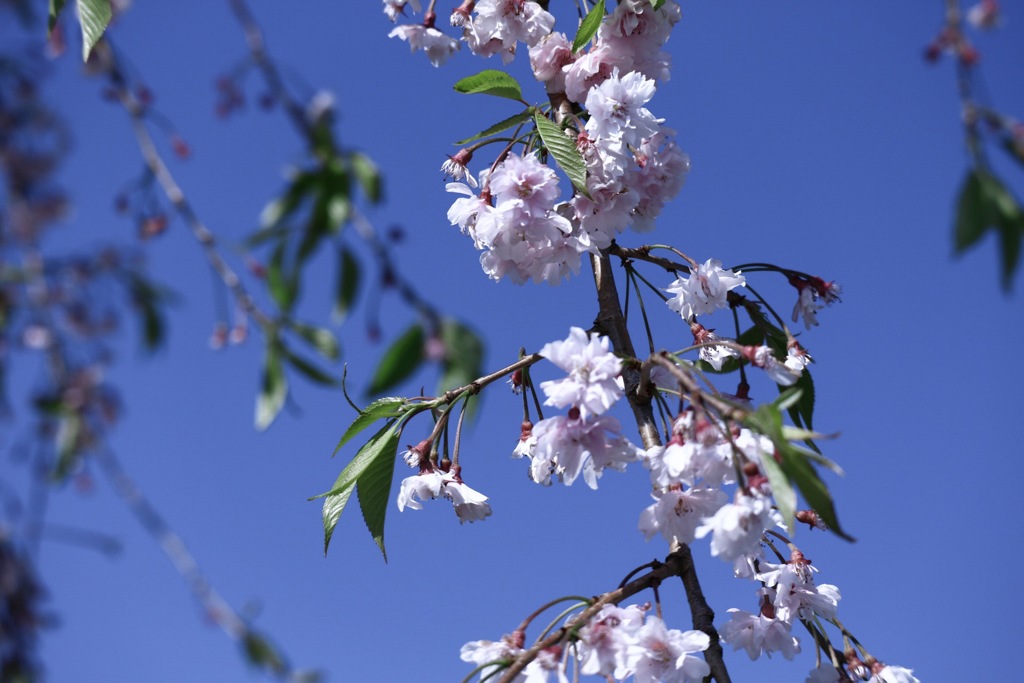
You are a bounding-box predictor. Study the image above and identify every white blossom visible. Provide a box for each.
[666,259,746,321]
[539,327,623,417]
[389,24,460,67]
[719,609,801,661]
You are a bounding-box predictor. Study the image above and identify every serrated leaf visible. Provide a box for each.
[366,324,425,395]
[77,0,111,60]
[533,112,589,197]
[453,69,524,101]
[255,341,288,431]
[316,422,400,554]
[335,397,409,454]
[455,109,535,145]
[333,246,360,323]
[572,0,605,53]
[438,319,484,394]
[350,152,382,203]
[356,430,399,561]
[291,323,340,360]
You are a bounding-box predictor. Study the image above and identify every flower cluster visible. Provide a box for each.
[514,328,642,488]
[396,444,491,523]
[385,0,688,284]
[462,604,711,683]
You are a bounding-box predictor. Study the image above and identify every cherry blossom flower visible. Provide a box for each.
[805,665,844,683]
[396,471,444,511]
[747,345,800,386]
[461,635,524,679]
[538,327,623,417]
[695,491,776,562]
[666,259,746,321]
[638,486,727,545]
[626,616,711,683]
[464,0,556,63]
[792,284,823,329]
[382,0,421,22]
[529,413,642,488]
[719,608,801,660]
[389,24,460,66]
[576,604,647,678]
[870,664,921,683]
[441,474,492,523]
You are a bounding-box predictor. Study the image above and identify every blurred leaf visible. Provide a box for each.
[255,341,288,431]
[77,0,111,60]
[572,0,605,52]
[954,168,1024,289]
[333,246,360,324]
[653,0,667,9]
[455,109,535,146]
[315,421,400,554]
[350,152,383,203]
[128,274,168,352]
[438,319,484,394]
[453,69,524,101]
[356,427,398,561]
[1001,138,1024,172]
[266,242,297,312]
[291,323,340,360]
[534,112,589,197]
[366,323,425,395]
[954,169,991,252]
[283,348,337,386]
[242,631,286,675]
[335,396,409,454]
[48,0,65,31]
[259,170,319,230]
[53,412,81,481]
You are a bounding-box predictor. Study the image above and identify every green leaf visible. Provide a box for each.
[533,112,589,197]
[653,0,667,9]
[259,170,318,230]
[333,246,360,323]
[77,0,111,61]
[350,152,383,203]
[266,242,297,312]
[953,168,1024,288]
[291,323,340,360]
[759,451,797,535]
[335,396,410,454]
[456,109,535,145]
[128,274,168,352]
[242,631,286,675]
[453,70,524,101]
[316,422,400,554]
[49,0,66,32]
[572,0,605,53]
[356,428,399,561]
[283,348,338,386]
[438,319,484,395]
[366,323,426,395]
[255,341,288,431]
[954,170,989,253]
[744,404,852,541]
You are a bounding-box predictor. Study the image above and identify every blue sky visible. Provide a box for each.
[7,1,1023,681]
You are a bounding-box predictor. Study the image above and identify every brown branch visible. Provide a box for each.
[589,251,731,682]
[590,251,661,451]
[100,44,274,331]
[498,550,692,683]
